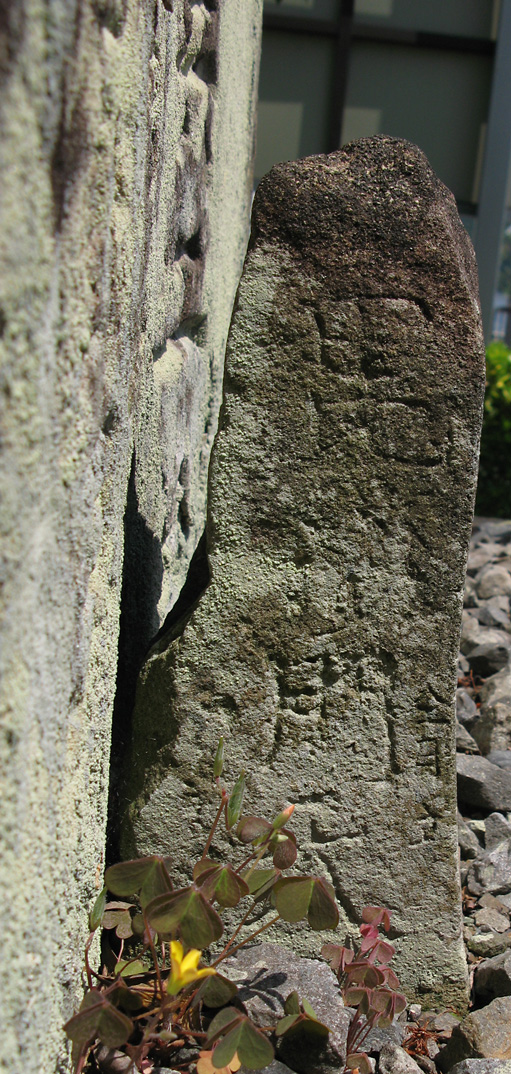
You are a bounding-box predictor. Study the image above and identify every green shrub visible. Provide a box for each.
[475,341,511,518]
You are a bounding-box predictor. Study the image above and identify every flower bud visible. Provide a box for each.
[272,804,295,829]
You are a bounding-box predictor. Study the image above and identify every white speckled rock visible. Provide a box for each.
[379,1043,424,1074]
[476,567,511,600]
[448,1062,511,1074]
[220,943,349,1074]
[438,997,511,1067]
[474,950,511,1001]
[457,755,511,812]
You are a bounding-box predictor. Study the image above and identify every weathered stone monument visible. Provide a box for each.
[125,137,486,1007]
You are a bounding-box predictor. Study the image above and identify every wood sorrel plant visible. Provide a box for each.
[65,740,341,1073]
[66,742,406,1074]
[322,907,407,1074]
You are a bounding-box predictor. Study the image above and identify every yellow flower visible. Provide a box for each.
[196,1049,241,1074]
[166,940,216,996]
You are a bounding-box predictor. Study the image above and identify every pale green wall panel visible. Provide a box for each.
[354,0,496,39]
[343,43,492,203]
[264,0,341,19]
[255,30,336,181]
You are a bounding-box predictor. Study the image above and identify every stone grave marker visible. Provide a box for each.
[124,137,486,1006]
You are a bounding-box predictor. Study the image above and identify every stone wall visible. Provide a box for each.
[0,1,262,1069]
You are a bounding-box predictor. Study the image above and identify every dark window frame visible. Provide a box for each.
[262,4,494,189]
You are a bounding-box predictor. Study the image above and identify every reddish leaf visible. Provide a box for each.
[145,886,223,948]
[321,943,344,975]
[360,923,379,951]
[102,904,134,939]
[372,988,407,1022]
[105,856,173,908]
[196,973,238,1008]
[243,867,280,900]
[237,816,271,844]
[211,1015,274,1070]
[193,860,249,907]
[361,906,391,932]
[64,990,133,1049]
[274,876,339,930]
[381,966,400,990]
[206,1006,241,1046]
[284,991,301,1015]
[308,878,339,931]
[360,922,379,939]
[193,860,218,883]
[344,987,372,1015]
[392,991,408,1017]
[322,943,354,977]
[272,833,297,869]
[347,963,385,989]
[275,994,329,1041]
[372,939,395,963]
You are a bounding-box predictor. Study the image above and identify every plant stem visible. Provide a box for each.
[132,1005,168,1023]
[213,914,280,966]
[144,909,165,1000]
[201,796,227,860]
[84,932,95,990]
[133,1010,168,1070]
[213,901,256,962]
[174,986,198,1025]
[235,849,258,874]
[242,843,271,884]
[347,1014,375,1055]
[235,834,274,875]
[74,1043,90,1074]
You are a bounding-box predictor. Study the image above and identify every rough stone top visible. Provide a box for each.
[250,136,480,331]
